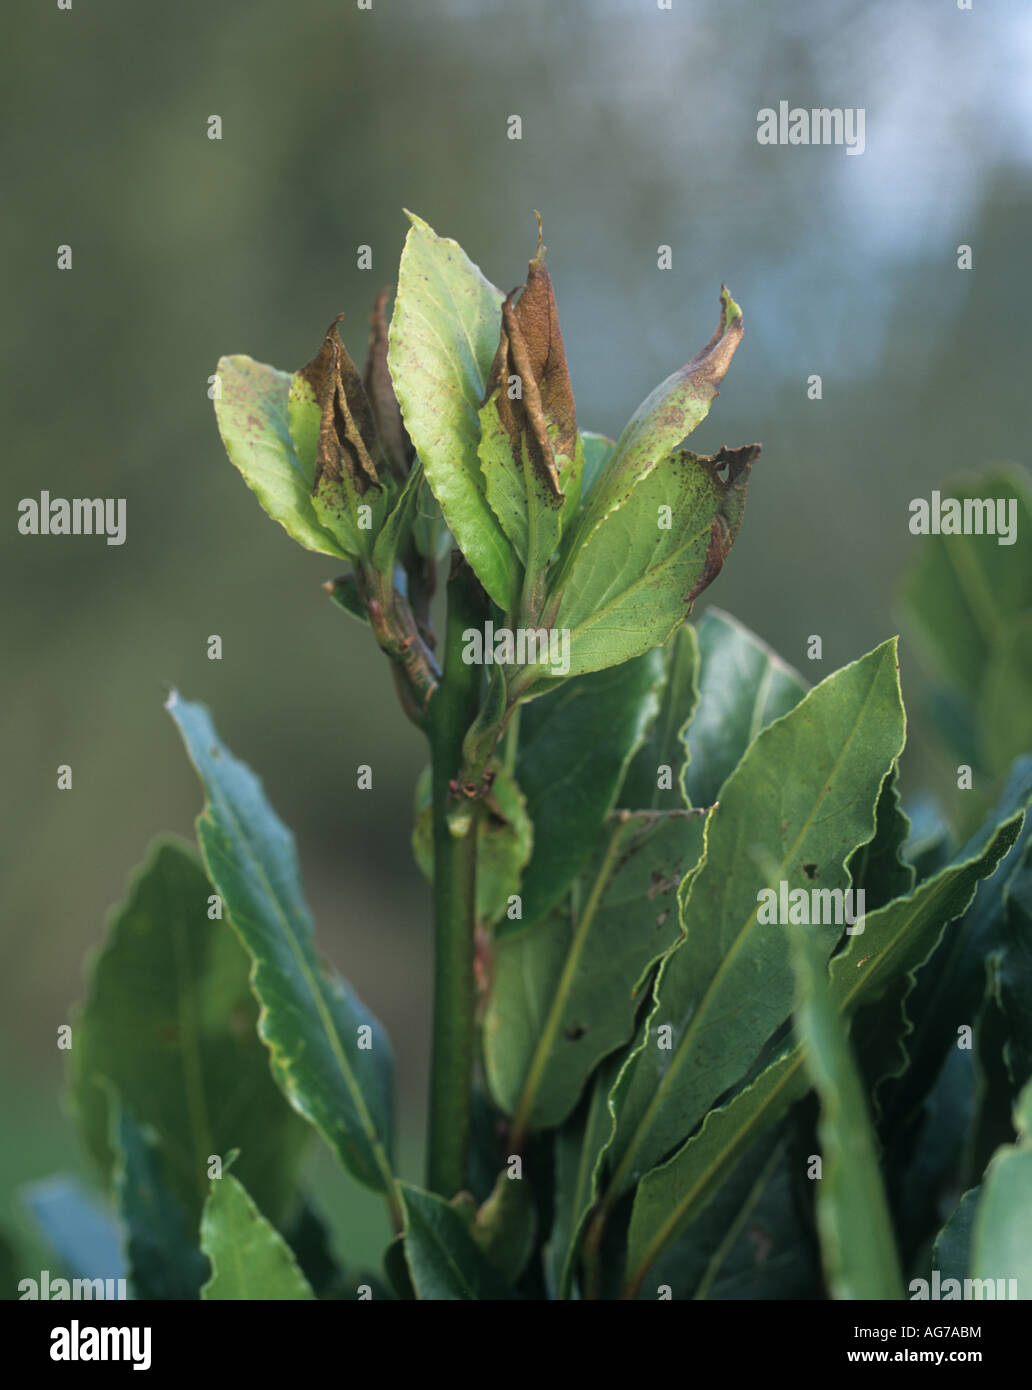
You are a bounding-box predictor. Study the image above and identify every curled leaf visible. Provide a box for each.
[363,287,413,481]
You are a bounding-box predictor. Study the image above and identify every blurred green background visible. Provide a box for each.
[3,0,1030,1277]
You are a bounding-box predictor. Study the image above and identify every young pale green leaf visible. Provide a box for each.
[607,640,906,1194]
[902,470,1032,701]
[622,794,1024,1295]
[200,1173,315,1300]
[113,1105,209,1300]
[577,287,745,539]
[399,1183,516,1300]
[970,1079,1032,1296]
[484,810,704,1135]
[550,443,758,678]
[681,608,807,808]
[387,212,513,609]
[620,624,699,811]
[932,1186,981,1284]
[789,928,905,1300]
[167,694,397,1207]
[412,761,532,929]
[70,838,308,1226]
[213,355,350,559]
[513,650,664,931]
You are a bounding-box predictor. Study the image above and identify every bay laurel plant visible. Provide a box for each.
[64,215,1032,1301]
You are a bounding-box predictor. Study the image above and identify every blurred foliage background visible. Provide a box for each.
[2,0,1030,1277]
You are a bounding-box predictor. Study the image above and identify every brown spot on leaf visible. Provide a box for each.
[565,1022,587,1041]
[298,316,385,496]
[482,215,577,503]
[802,862,818,880]
[363,287,413,481]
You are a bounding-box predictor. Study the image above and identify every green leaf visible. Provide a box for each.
[213,355,349,558]
[970,1079,1032,1297]
[681,608,807,809]
[70,838,307,1226]
[550,443,758,679]
[933,1186,980,1283]
[888,758,1032,1126]
[113,1105,209,1300]
[200,1173,315,1300]
[986,839,1032,1091]
[549,1065,617,1299]
[789,927,905,1299]
[485,810,704,1134]
[579,432,616,500]
[325,573,371,625]
[472,1170,538,1284]
[902,470,1032,701]
[620,624,699,811]
[848,767,915,913]
[577,287,745,540]
[387,212,513,609]
[167,694,397,1205]
[513,651,664,931]
[399,1182,515,1300]
[982,613,1032,776]
[412,761,532,930]
[608,640,906,1194]
[622,792,1023,1294]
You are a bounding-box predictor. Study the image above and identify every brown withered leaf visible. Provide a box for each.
[363,287,413,481]
[684,442,762,610]
[484,216,577,504]
[298,316,384,496]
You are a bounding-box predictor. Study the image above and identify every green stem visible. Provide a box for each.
[426,561,487,1197]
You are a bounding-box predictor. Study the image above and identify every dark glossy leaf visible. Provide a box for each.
[70,838,308,1225]
[681,608,806,809]
[167,695,397,1204]
[513,651,664,931]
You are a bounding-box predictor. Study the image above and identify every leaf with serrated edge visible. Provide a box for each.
[213,355,349,558]
[200,1172,314,1300]
[387,212,513,609]
[549,443,758,679]
[790,927,905,1299]
[485,810,704,1134]
[166,694,397,1208]
[620,624,699,812]
[681,608,806,809]
[513,651,664,931]
[622,797,1024,1296]
[608,640,906,1194]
